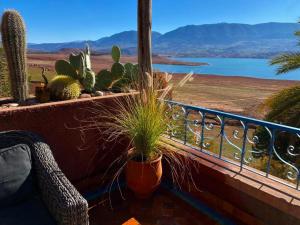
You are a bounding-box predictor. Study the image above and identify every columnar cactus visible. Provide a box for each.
[0,47,10,97]
[1,10,28,102]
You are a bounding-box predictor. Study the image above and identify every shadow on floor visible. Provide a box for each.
[89,188,221,225]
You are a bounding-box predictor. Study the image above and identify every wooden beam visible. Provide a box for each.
[138,0,153,89]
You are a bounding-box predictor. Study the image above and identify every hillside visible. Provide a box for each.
[28,22,300,58]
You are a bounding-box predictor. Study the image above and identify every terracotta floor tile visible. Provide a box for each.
[89,189,222,225]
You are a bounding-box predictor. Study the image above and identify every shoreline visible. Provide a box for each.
[153,55,208,66]
[171,73,300,83]
[27,53,208,70]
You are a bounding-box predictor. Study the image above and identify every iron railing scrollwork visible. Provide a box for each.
[166,100,300,190]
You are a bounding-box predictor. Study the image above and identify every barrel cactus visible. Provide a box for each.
[48,75,81,100]
[55,44,95,92]
[1,10,28,103]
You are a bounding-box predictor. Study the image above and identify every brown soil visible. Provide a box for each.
[27,53,300,119]
[171,73,300,118]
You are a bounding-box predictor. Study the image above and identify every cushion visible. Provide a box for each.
[0,144,36,208]
[0,195,55,225]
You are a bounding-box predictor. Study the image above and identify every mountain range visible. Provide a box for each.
[28,22,300,58]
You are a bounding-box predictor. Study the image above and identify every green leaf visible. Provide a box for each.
[112,78,129,93]
[111,62,125,80]
[95,69,113,90]
[69,54,82,71]
[270,53,300,74]
[55,60,78,78]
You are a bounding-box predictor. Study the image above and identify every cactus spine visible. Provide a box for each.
[0,47,10,97]
[1,10,28,102]
[48,75,81,100]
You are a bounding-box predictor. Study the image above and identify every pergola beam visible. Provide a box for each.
[138,0,153,89]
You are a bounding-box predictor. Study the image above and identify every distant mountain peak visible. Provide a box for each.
[28,22,300,58]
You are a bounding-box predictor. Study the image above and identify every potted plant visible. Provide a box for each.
[77,69,193,198]
[121,88,168,198]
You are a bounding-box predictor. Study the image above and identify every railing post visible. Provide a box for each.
[297,173,300,190]
[240,123,249,171]
[200,112,206,151]
[266,129,275,178]
[183,108,189,145]
[219,116,225,159]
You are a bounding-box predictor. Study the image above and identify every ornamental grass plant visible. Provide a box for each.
[76,71,200,201]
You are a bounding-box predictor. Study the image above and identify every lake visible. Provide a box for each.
[154,57,300,81]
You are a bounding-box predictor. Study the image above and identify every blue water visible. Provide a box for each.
[154,57,300,81]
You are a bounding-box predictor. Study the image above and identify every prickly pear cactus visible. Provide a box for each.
[111,78,129,93]
[111,62,125,80]
[95,70,113,91]
[55,44,95,93]
[94,45,138,92]
[55,60,78,79]
[48,75,81,100]
[124,63,139,84]
[69,53,82,71]
[111,45,121,63]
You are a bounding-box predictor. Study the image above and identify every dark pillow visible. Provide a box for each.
[0,144,36,208]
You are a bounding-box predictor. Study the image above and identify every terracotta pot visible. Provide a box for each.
[126,154,162,198]
[35,86,50,103]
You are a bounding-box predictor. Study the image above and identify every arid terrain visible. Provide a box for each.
[27,53,300,118]
[171,74,300,118]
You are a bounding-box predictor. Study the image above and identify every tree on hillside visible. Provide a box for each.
[0,46,10,97]
[271,20,300,74]
[266,20,300,128]
[252,22,300,168]
[263,86,300,127]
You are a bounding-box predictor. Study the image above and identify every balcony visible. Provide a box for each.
[1,2,300,225]
[0,94,299,225]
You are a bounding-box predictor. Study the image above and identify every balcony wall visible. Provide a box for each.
[161,138,300,225]
[1,95,299,225]
[0,94,130,191]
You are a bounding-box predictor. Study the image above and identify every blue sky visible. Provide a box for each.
[1,0,300,43]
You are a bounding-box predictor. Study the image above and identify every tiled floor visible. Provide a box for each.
[89,188,221,225]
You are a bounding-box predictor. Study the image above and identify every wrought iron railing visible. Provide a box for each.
[166,100,300,190]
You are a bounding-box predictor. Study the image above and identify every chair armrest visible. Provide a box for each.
[6,131,89,225]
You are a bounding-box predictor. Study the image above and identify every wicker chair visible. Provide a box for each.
[0,131,89,225]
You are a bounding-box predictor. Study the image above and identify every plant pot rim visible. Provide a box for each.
[129,153,162,164]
